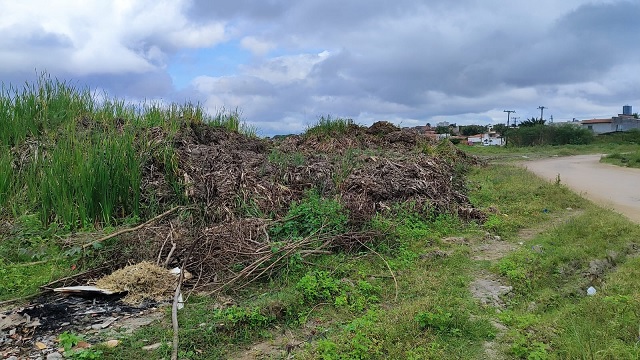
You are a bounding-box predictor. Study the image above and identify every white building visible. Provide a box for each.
[467,132,504,146]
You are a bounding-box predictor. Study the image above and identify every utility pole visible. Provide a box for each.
[511,117,519,127]
[503,110,515,146]
[503,110,515,127]
[538,106,546,121]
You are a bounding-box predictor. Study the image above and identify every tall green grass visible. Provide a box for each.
[305,115,355,137]
[0,74,252,230]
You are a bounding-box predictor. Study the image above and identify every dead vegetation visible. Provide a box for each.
[60,121,486,294]
[95,262,177,305]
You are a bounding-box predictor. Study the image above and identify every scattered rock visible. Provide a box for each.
[142,342,163,351]
[472,241,517,261]
[46,352,63,360]
[470,275,513,308]
[586,258,614,283]
[103,339,120,348]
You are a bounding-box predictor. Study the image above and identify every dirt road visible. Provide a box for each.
[522,154,640,223]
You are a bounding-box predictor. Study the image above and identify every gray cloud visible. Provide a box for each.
[2,0,639,136]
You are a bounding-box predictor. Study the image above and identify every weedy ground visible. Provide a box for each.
[601,150,640,168]
[95,164,640,359]
[3,77,640,359]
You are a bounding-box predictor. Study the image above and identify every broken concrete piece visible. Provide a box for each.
[0,313,27,330]
[91,317,118,330]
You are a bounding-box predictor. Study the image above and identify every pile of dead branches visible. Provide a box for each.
[100,121,486,291]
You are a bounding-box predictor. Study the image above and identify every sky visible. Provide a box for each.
[1,0,639,136]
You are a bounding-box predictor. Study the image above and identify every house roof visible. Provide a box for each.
[581,118,612,124]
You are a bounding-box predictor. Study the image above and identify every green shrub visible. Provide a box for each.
[507,124,593,147]
[270,190,349,239]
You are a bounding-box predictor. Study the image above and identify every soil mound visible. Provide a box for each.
[277,123,432,155]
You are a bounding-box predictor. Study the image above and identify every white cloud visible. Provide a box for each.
[240,36,275,56]
[242,51,330,84]
[0,0,226,75]
[3,0,640,136]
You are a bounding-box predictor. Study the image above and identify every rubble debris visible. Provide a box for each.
[0,294,160,358]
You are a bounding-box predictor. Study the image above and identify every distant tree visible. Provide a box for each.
[435,125,451,134]
[492,124,508,136]
[633,113,639,119]
[426,122,432,128]
[460,125,488,136]
[507,124,593,146]
[519,118,546,127]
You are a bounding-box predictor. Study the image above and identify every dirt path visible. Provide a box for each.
[521,154,640,223]
[470,209,583,359]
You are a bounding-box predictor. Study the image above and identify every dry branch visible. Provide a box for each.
[82,206,184,250]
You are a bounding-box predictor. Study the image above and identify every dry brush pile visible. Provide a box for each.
[96,121,486,293]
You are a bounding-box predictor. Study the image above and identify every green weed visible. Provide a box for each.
[305,115,356,138]
[58,331,103,359]
[601,150,640,168]
[268,148,306,167]
[270,190,349,240]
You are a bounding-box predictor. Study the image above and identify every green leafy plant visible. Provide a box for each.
[296,270,342,303]
[58,332,103,359]
[270,190,349,240]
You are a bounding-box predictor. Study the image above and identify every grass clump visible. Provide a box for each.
[305,115,356,138]
[601,150,640,168]
[0,74,252,230]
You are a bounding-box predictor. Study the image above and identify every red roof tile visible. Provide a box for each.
[581,118,612,124]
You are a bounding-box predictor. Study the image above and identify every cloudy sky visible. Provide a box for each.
[1,0,639,135]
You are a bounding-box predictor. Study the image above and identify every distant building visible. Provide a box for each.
[581,118,614,134]
[581,105,640,134]
[467,132,504,146]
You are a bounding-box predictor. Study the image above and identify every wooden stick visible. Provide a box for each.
[82,206,184,249]
[171,232,198,360]
[171,265,185,360]
[357,239,399,302]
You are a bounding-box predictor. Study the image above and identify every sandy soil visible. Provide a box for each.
[521,154,640,223]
